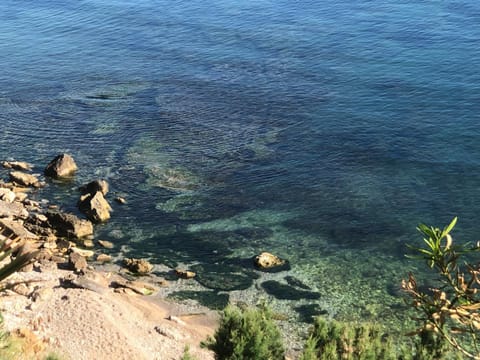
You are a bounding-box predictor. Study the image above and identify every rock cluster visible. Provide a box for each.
[0,155,133,276]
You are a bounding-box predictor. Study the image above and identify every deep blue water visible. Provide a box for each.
[1,0,480,320]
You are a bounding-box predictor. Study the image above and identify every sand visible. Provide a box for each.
[0,266,218,360]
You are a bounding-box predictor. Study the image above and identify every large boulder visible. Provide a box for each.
[78,191,112,223]
[44,154,77,178]
[46,211,93,238]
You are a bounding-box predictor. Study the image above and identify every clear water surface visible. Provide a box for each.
[1,0,480,328]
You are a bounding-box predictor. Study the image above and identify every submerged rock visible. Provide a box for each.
[115,196,126,204]
[190,263,258,291]
[167,290,229,310]
[44,154,78,178]
[261,280,321,300]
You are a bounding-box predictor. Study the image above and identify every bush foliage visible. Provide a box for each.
[202,304,285,360]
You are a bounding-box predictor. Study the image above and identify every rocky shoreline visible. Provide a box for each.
[0,154,221,359]
[0,154,301,359]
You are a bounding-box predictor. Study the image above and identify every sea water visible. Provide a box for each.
[1,0,480,327]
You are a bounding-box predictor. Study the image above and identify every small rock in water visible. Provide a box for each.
[98,240,114,249]
[254,252,286,269]
[96,254,112,263]
[77,238,95,248]
[70,247,95,258]
[115,196,126,204]
[175,269,196,279]
[123,258,153,274]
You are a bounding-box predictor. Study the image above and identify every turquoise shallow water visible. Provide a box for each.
[1,0,480,325]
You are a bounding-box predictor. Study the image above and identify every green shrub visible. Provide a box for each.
[300,317,410,360]
[202,304,285,360]
[180,345,197,360]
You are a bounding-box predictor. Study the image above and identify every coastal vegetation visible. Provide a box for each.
[402,217,480,359]
[202,304,285,360]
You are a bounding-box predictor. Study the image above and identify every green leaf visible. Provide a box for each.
[441,216,458,238]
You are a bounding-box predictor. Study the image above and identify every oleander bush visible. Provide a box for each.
[202,304,285,360]
[402,217,480,359]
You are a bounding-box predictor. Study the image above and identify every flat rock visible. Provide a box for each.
[70,247,95,258]
[2,161,33,171]
[71,272,109,294]
[9,171,42,188]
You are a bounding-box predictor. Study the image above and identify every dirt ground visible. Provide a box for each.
[0,267,218,360]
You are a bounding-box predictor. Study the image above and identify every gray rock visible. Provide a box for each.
[44,154,77,178]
